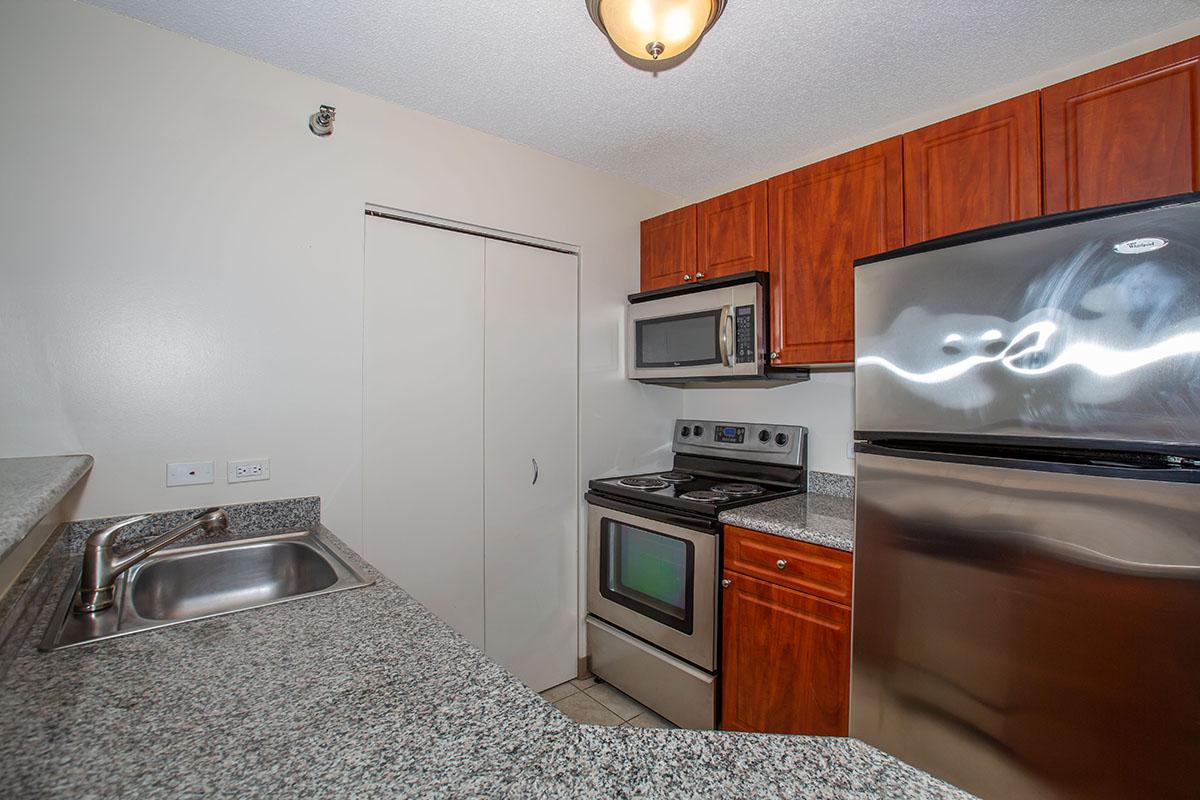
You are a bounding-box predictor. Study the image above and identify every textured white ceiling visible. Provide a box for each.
[82,0,1200,199]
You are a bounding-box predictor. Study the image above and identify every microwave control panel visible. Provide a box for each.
[734,305,756,363]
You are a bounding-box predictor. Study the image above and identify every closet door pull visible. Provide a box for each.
[532,458,539,485]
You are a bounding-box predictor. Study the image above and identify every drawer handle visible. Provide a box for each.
[721,579,732,588]
[776,559,788,570]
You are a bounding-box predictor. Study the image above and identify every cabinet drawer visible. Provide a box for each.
[723,525,852,605]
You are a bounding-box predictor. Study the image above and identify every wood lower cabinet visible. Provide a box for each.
[640,205,697,290]
[768,139,904,365]
[697,181,769,280]
[721,570,852,735]
[721,525,853,735]
[903,92,1043,244]
[1042,36,1200,213]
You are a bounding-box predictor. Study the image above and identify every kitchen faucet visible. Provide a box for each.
[75,507,229,613]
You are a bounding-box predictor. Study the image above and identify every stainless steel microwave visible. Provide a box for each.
[626,272,807,384]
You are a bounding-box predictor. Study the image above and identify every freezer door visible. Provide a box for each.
[855,198,1200,448]
[851,447,1200,800]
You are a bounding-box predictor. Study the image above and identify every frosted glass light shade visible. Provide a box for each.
[594,0,720,62]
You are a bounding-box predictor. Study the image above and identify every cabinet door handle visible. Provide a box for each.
[695,271,705,280]
[683,274,693,282]
[770,351,780,361]
[721,579,732,588]
[776,559,788,570]
[532,458,539,485]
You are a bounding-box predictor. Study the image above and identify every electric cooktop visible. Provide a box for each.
[587,419,808,518]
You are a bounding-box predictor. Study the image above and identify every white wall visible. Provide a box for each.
[0,0,680,550]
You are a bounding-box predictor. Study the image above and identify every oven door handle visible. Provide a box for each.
[719,304,733,367]
[584,491,719,533]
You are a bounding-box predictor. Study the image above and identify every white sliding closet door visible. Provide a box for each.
[483,239,578,692]
[363,216,485,647]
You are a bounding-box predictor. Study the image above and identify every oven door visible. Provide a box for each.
[626,280,763,380]
[586,502,718,670]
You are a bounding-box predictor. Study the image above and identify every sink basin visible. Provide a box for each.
[41,529,374,650]
[128,538,342,620]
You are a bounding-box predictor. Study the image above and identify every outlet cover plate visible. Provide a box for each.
[167,461,214,487]
[228,458,270,483]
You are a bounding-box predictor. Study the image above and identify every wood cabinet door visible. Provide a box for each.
[768,139,903,365]
[697,181,769,279]
[721,570,851,735]
[1042,36,1200,213]
[903,92,1042,244]
[640,205,697,290]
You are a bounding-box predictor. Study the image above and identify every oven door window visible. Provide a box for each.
[635,310,722,368]
[599,518,695,634]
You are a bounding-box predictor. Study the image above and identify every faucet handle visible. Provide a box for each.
[87,514,152,548]
[76,514,150,613]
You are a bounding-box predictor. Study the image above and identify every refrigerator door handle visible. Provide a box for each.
[854,442,1200,485]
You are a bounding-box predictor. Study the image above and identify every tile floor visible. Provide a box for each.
[540,676,677,729]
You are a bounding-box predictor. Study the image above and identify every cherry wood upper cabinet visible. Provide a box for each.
[1042,36,1200,213]
[768,139,904,365]
[697,181,769,280]
[903,92,1043,244]
[721,570,852,735]
[640,205,697,291]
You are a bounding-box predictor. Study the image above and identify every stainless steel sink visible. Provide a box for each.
[41,529,375,650]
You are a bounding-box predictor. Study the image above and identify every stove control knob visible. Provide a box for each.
[775,432,789,447]
[758,429,771,443]
[693,425,704,437]
[680,426,691,438]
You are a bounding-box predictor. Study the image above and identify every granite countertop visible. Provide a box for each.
[0,513,965,798]
[0,455,93,561]
[719,491,855,552]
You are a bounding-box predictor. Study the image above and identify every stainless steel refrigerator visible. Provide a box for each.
[851,193,1200,800]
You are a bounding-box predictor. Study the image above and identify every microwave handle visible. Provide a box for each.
[719,305,733,367]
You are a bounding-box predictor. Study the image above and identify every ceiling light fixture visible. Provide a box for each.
[586,0,727,71]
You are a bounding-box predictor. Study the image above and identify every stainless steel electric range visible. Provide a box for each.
[584,419,808,729]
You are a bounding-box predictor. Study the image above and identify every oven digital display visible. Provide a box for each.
[715,425,745,444]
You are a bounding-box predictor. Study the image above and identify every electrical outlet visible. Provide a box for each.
[167,461,214,487]
[228,458,270,483]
